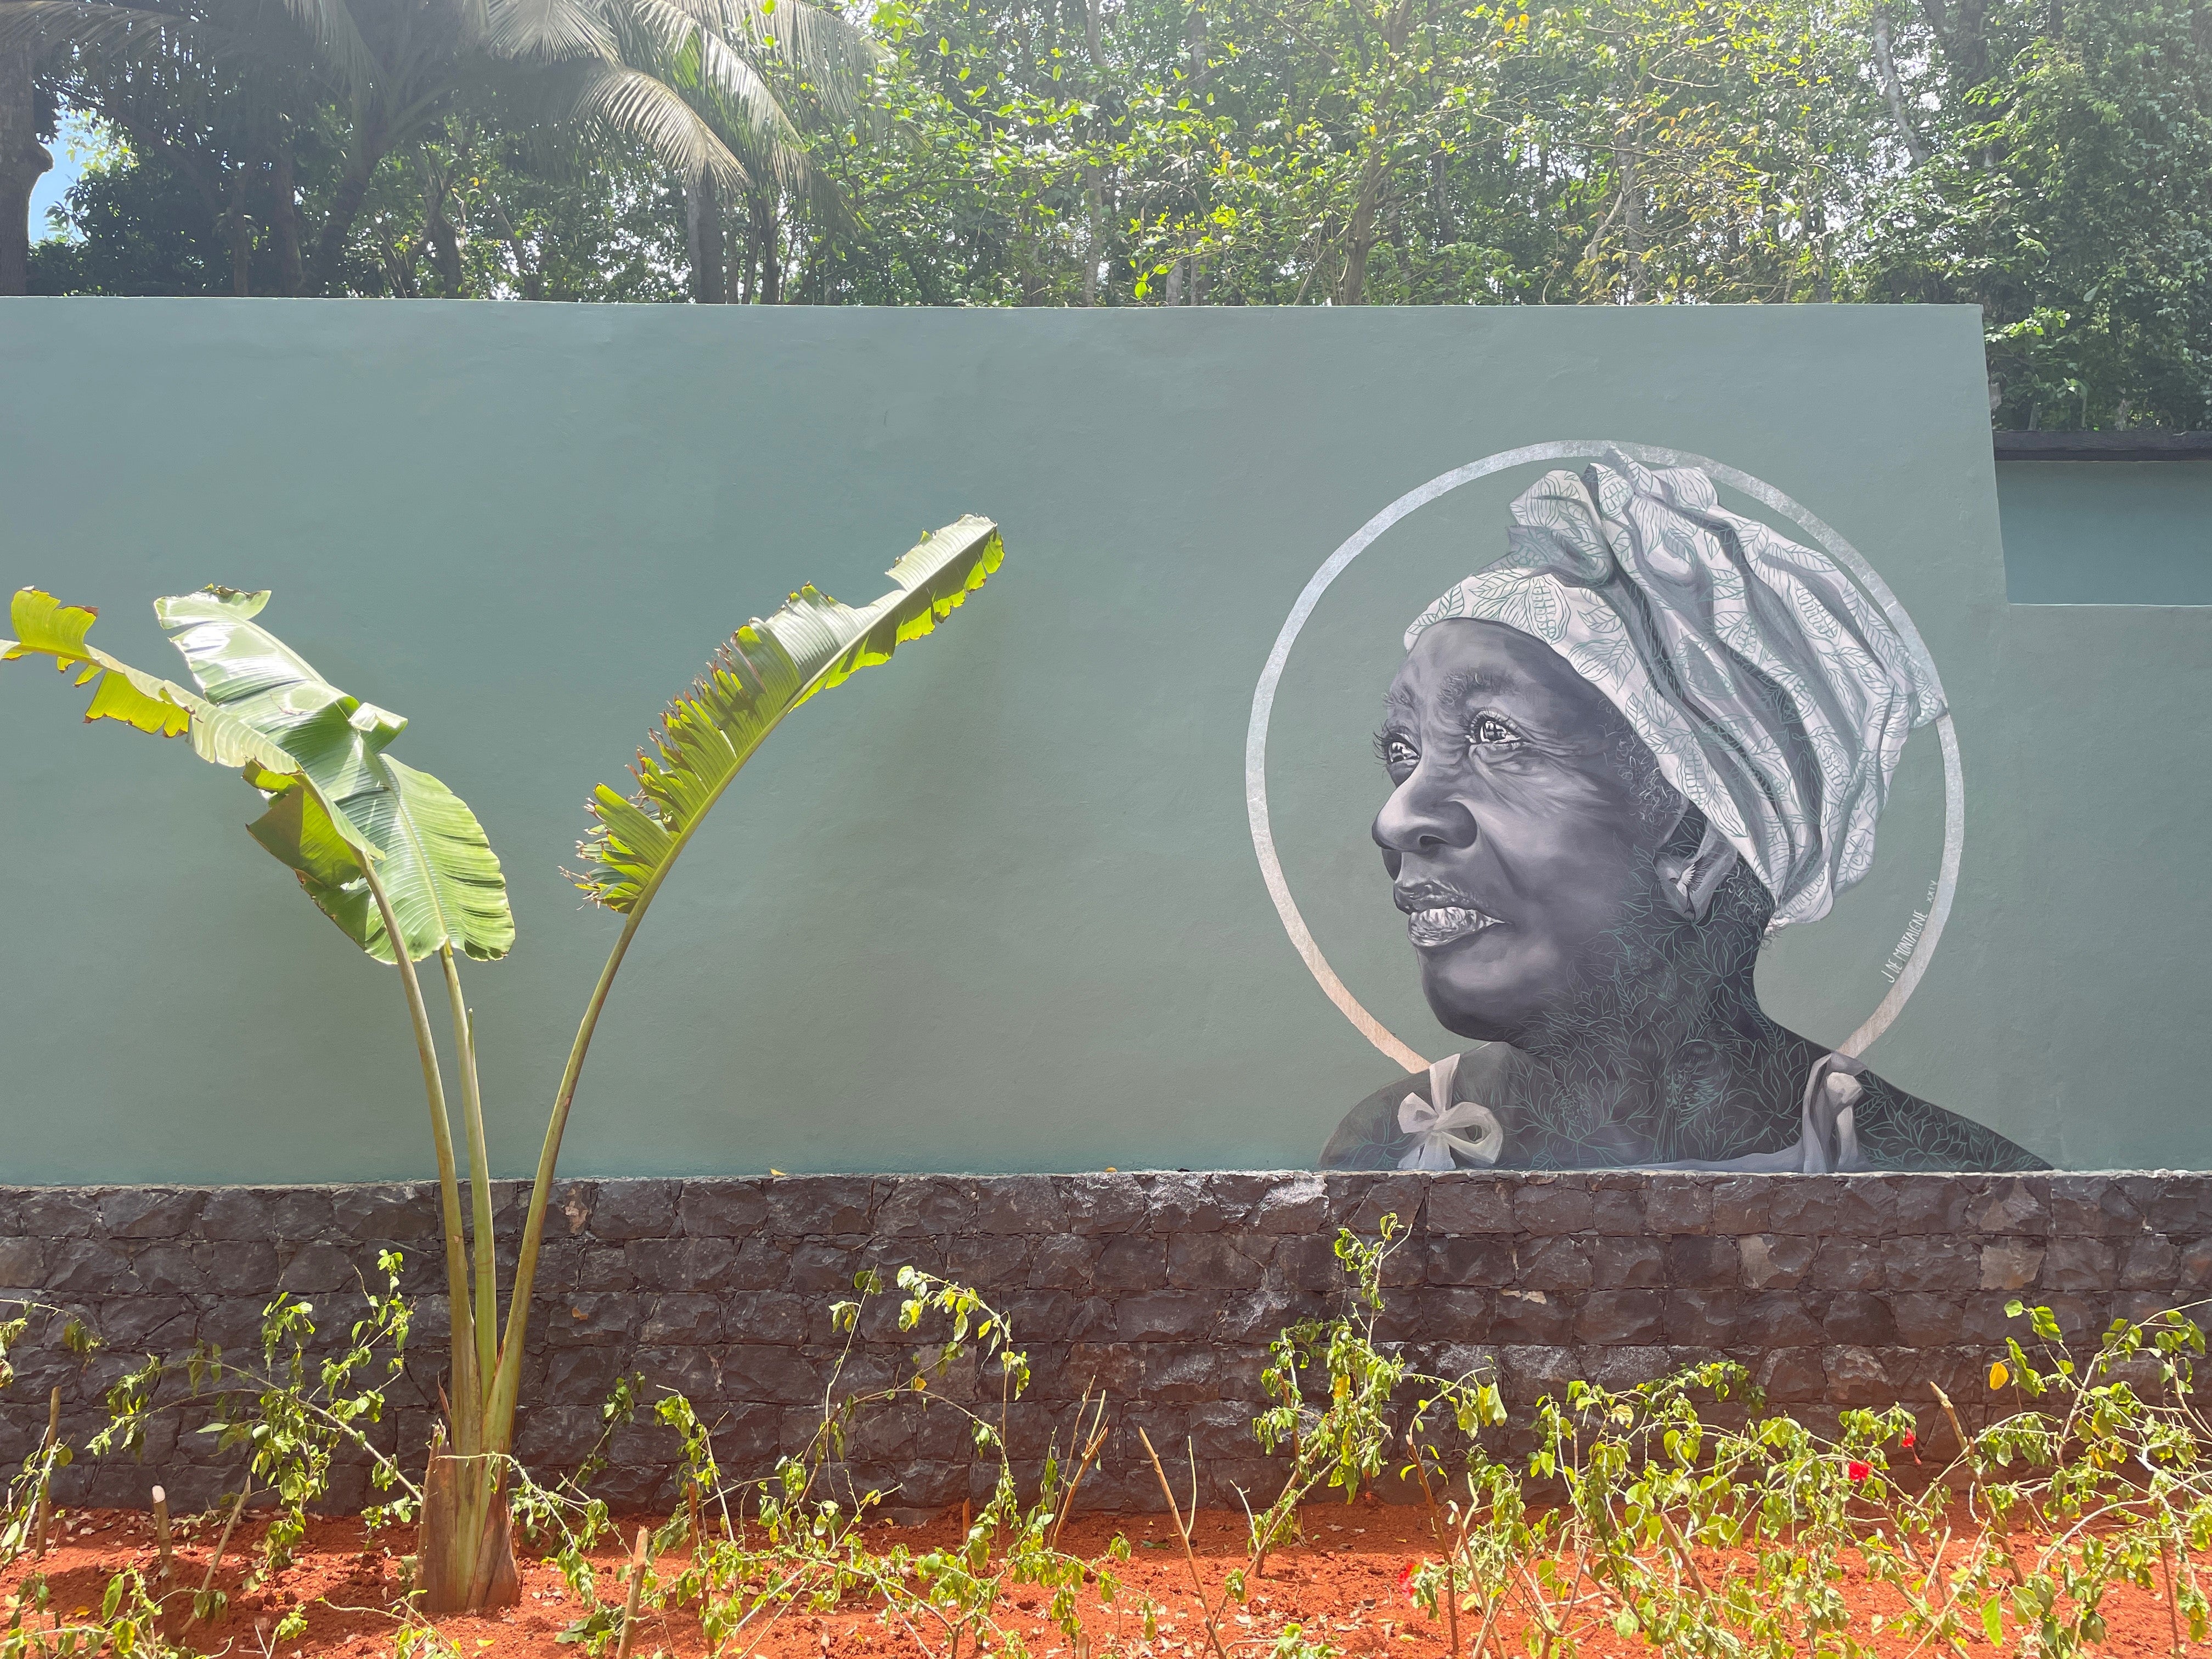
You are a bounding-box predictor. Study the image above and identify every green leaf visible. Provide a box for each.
[2,588,294,771]
[152,588,511,962]
[3,585,512,964]
[572,514,1003,913]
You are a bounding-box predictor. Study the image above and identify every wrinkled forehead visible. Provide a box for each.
[1386,617,1620,732]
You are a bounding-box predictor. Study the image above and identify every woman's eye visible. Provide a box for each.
[1471,714,1519,747]
[1381,735,1419,772]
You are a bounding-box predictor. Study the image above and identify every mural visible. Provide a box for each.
[1314,452,2045,1174]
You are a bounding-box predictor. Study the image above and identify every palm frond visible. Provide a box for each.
[571,516,1003,915]
[271,0,381,104]
[484,0,616,62]
[0,1,197,56]
[622,0,806,185]
[685,0,877,111]
[566,58,749,187]
[744,0,878,116]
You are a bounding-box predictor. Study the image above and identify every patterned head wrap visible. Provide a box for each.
[1405,453,1942,929]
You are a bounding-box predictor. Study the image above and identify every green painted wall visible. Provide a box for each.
[1,300,2205,1182]
[1998,461,2212,605]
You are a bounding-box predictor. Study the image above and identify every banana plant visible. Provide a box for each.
[1,513,1004,1610]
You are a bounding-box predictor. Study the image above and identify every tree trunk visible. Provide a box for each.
[1918,0,1991,88]
[1805,191,1830,302]
[750,190,780,303]
[0,46,52,296]
[1330,0,1409,307]
[686,173,726,303]
[1871,4,1931,165]
[1333,152,1387,304]
[1080,166,1102,305]
[272,148,306,296]
[484,190,540,300]
[222,170,253,296]
[314,136,385,294]
[1619,143,1643,302]
[421,151,463,296]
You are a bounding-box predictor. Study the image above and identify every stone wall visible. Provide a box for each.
[1,1171,2203,1517]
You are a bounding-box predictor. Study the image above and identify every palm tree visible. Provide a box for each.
[0,0,877,294]
[0,42,50,292]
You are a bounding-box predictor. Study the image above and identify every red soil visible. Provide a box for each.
[3,1502,2202,1657]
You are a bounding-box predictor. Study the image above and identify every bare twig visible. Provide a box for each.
[151,1484,172,1582]
[2161,1538,2185,1657]
[1404,1422,1463,1657]
[193,1487,250,1618]
[1050,1385,1111,1550]
[1135,1428,1232,1659]
[31,1386,58,1558]
[614,1525,650,1659]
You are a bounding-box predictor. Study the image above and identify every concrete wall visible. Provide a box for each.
[3,302,2211,1180]
[1998,460,2212,603]
[2,1172,2202,1514]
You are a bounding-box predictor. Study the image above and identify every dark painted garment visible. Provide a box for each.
[1319,1046,2050,1172]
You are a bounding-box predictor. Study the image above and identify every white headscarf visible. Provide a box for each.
[1405,453,1942,928]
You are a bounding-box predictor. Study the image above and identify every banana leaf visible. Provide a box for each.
[3,586,512,964]
[571,514,1003,914]
[1,588,304,779]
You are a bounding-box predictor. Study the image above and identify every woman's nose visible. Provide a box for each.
[1373,770,1478,856]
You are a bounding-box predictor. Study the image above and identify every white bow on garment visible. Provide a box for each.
[1396,1052,1505,1171]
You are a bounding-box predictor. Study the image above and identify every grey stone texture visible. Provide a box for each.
[2,1171,2204,1516]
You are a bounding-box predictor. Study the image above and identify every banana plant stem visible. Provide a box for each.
[439,946,500,1401]
[487,896,650,1436]
[364,865,479,1446]
[490,677,838,1435]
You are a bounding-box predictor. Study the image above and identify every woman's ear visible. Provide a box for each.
[1655,809,1740,924]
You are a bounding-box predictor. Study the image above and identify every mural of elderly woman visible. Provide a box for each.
[1321,454,2044,1174]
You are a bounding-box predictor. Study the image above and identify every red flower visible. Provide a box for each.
[1397,1561,1417,1595]
[1900,1431,1916,1449]
[1846,1460,1871,1483]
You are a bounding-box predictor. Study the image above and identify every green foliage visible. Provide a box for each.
[1266,1623,1340,1659]
[570,514,1005,914]
[1849,0,2212,428]
[0,585,514,967]
[1250,1215,1503,1568]
[4,515,1005,1611]
[26,0,2211,424]
[88,1250,420,1593]
[1,1566,184,1659]
[7,0,876,303]
[13,1236,2212,1659]
[1264,1218,2212,1658]
[0,1301,94,1572]
[528,1266,1138,1659]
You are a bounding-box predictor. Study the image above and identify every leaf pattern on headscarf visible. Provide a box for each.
[1407,453,1942,928]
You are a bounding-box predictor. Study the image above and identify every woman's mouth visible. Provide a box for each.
[1405,902,1502,949]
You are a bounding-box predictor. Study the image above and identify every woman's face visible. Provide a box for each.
[1374,618,1669,1043]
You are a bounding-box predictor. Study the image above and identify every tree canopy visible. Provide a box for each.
[22,0,2212,428]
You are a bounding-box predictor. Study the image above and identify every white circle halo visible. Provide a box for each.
[1243,440,1963,1076]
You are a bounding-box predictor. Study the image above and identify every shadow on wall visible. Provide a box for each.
[2000,459,2212,606]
